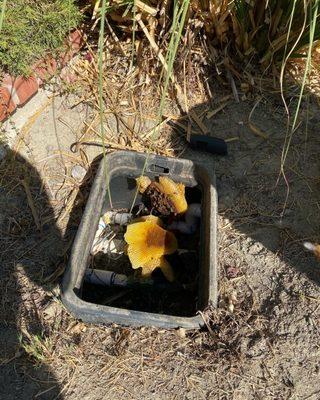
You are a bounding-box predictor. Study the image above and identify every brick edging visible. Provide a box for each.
[0,29,84,122]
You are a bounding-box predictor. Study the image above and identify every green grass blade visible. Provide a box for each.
[130,0,136,70]
[0,0,6,33]
[281,0,319,169]
[129,0,190,212]
[98,0,113,207]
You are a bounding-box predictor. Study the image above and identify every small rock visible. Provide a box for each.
[194,336,202,345]
[243,336,268,358]
[67,321,87,334]
[71,165,87,181]
[227,291,237,313]
[248,242,264,255]
[176,328,186,339]
[43,302,59,319]
[228,303,235,313]
[225,265,240,279]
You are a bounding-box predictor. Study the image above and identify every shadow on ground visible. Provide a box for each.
[180,95,320,289]
[0,150,65,400]
[1,90,320,399]
[0,138,100,399]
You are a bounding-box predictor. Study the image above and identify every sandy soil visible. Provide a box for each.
[1,90,320,400]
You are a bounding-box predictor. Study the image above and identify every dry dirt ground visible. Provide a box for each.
[1,89,320,400]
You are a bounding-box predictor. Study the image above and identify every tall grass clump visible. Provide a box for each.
[90,0,320,203]
[91,1,320,76]
[280,0,319,190]
[231,0,320,68]
[94,0,191,204]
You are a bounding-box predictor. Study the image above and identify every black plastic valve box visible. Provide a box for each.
[61,151,217,329]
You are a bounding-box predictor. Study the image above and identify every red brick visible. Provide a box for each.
[33,57,57,84]
[60,69,78,84]
[59,49,73,66]
[59,30,84,66]
[3,75,38,106]
[68,29,84,53]
[0,87,16,121]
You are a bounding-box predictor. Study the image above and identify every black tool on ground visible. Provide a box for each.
[189,134,228,156]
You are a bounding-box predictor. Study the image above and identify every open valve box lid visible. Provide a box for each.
[61,151,217,329]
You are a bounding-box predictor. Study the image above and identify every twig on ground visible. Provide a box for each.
[21,179,41,231]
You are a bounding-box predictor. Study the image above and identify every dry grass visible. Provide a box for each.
[60,31,210,157]
[54,1,320,162]
[20,270,266,399]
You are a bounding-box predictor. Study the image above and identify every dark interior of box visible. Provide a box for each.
[81,173,203,317]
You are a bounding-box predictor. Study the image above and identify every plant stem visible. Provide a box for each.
[130,0,136,70]
[98,0,113,207]
[0,0,6,33]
